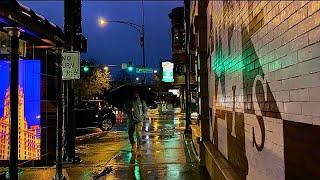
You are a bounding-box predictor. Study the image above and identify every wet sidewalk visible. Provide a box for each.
[1,114,210,179]
[95,117,208,180]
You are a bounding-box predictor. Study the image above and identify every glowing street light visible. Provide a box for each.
[153,70,158,73]
[136,77,140,81]
[98,17,107,28]
[104,66,109,71]
[96,14,147,84]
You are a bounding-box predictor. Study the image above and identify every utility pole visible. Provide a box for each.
[6,27,20,180]
[63,0,83,163]
[63,0,75,163]
[184,0,191,134]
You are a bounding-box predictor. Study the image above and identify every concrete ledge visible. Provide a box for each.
[190,125,201,159]
[203,142,239,180]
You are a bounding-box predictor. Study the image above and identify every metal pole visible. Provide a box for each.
[141,0,146,84]
[63,0,77,163]
[55,48,64,180]
[184,0,191,133]
[142,25,146,84]
[6,27,20,180]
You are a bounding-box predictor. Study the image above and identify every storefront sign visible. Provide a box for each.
[162,61,174,82]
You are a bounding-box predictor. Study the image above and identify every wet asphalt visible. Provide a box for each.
[4,113,210,180]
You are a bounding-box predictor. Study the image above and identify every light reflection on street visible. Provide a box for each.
[12,109,209,179]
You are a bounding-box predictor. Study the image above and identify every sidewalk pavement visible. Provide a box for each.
[1,113,210,180]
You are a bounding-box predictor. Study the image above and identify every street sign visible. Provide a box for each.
[121,63,128,69]
[136,67,153,73]
[62,51,80,80]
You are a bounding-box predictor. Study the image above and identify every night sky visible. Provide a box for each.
[22,1,183,74]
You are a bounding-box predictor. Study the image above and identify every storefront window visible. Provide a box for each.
[0,30,60,164]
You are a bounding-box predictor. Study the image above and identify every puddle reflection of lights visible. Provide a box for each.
[146,135,149,140]
[154,122,159,131]
[173,117,180,125]
[145,123,149,132]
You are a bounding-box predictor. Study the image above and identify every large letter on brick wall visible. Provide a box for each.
[208,1,320,179]
[241,3,284,179]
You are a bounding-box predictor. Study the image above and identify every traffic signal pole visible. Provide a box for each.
[141,24,146,84]
[141,0,146,85]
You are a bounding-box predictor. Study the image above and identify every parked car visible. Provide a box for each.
[74,100,116,131]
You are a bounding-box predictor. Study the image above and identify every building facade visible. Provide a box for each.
[169,7,185,86]
[188,1,320,179]
[169,6,197,112]
[169,7,186,110]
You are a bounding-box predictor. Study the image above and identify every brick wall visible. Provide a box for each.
[207,1,320,179]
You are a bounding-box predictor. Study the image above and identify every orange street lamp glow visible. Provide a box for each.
[98,17,107,28]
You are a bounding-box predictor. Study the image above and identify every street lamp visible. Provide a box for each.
[153,70,158,73]
[97,18,145,68]
[98,17,107,28]
[103,66,109,71]
[136,77,140,81]
[97,0,146,83]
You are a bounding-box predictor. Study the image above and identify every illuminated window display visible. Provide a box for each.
[162,61,174,83]
[0,60,41,160]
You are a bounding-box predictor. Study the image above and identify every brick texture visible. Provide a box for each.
[207,1,320,179]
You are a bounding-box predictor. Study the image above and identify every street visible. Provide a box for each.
[1,112,209,180]
[1,1,320,179]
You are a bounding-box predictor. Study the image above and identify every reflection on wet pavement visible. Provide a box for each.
[92,115,209,180]
[13,113,209,180]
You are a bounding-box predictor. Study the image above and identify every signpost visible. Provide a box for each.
[136,67,153,73]
[62,51,80,80]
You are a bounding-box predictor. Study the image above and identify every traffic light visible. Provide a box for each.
[81,65,93,77]
[128,66,134,72]
[83,65,89,72]
[128,61,134,72]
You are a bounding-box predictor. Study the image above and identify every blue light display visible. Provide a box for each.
[0,59,41,160]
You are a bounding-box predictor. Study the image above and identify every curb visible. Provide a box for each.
[75,131,108,144]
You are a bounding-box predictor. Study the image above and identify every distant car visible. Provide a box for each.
[74,100,116,131]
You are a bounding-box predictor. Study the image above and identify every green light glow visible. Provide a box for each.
[128,66,134,72]
[83,66,89,72]
[162,61,174,82]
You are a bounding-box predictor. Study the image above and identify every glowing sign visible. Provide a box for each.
[162,61,174,82]
[169,89,180,96]
[0,60,41,160]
